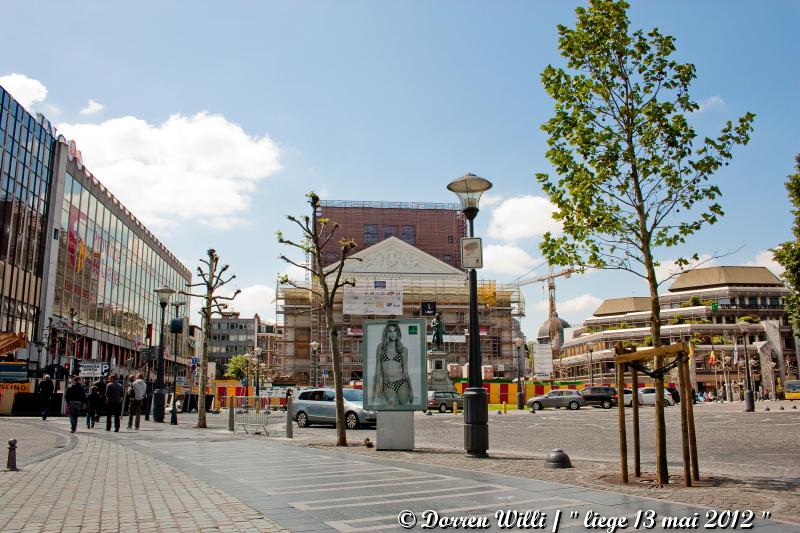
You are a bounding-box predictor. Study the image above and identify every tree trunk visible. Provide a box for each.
[197,305,211,428]
[325,306,347,446]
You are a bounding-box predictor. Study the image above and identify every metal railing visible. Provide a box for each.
[226,396,269,435]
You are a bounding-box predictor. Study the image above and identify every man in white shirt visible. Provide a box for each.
[127,373,147,430]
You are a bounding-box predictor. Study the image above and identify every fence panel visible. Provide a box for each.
[229,396,269,434]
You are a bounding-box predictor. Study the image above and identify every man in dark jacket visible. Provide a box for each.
[105,375,124,432]
[36,374,55,420]
[93,377,107,421]
[65,376,85,433]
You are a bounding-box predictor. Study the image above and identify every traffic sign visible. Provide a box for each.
[191,357,198,365]
[80,362,110,378]
[322,368,329,377]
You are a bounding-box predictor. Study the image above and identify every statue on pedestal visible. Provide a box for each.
[431,312,445,351]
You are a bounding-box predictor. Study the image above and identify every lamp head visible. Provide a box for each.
[154,286,176,305]
[513,337,524,348]
[309,340,320,351]
[447,173,492,220]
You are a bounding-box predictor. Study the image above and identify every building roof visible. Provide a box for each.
[537,316,570,340]
[668,266,782,292]
[593,297,651,317]
[324,236,465,277]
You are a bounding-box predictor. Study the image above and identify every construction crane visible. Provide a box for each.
[511,265,576,361]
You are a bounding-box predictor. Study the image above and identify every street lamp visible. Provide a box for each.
[252,347,263,397]
[448,173,492,457]
[153,286,175,422]
[737,321,755,412]
[588,345,595,385]
[169,300,185,425]
[309,340,320,387]
[513,337,525,410]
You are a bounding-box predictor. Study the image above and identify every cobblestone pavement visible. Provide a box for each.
[0,418,75,466]
[0,421,289,533]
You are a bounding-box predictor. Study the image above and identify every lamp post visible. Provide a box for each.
[448,173,492,457]
[309,340,320,387]
[153,286,175,422]
[169,300,185,425]
[513,337,525,410]
[252,347,263,397]
[588,345,595,385]
[737,321,755,412]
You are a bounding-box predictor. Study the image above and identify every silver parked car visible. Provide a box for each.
[290,388,377,429]
[526,389,585,410]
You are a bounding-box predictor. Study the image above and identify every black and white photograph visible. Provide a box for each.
[363,319,426,411]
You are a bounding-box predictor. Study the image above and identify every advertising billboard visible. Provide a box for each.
[363,319,427,411]
[343,279,403,315]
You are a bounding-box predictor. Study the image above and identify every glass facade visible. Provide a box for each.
[0,85,55,340]
[52,163,191,362]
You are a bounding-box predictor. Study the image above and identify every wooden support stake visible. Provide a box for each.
[678,353,692,487]
[653,355,668,486]
[615,360,628,484]
[631,368,641,478]
[681,353,699,481]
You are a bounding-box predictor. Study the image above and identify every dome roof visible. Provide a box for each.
[537,315,571,342]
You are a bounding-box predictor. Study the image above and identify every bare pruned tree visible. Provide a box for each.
[277,192,359,446]
[182,248,240,428]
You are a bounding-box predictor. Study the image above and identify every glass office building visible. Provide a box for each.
[0,85,56,343]
[0,83,190,374]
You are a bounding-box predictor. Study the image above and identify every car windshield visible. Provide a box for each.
[342,389,363,402]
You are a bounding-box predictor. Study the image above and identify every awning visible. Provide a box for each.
[0,332,27,356]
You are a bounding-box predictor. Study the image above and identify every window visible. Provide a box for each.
[401,225,416,244]
[382,225,398,239]
[448,235,454,244]
[363,224,378,244]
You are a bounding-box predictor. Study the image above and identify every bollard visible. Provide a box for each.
[286,397,293,439]
[7,439,17,471]
[502,401,507,414]
[545,448,572,469]
[453,401,458,415]
[228,396,235,432]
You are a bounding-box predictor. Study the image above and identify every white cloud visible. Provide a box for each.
[697,95,726,113]
[745,250,784,276]
[482,244,541,277]
[224,284,277,322]
[57,112,282,229]
[80,99,105,115]
[0,73,47,109]
[479,193,503,208]
[534,293,602,313]
[487,195,561,242]
[281,262,308,281]
[654,254,718,283]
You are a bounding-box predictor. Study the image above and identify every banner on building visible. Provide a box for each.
[343,279,403,315]
[533,343,553,378]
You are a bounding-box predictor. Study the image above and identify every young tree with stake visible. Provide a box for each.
[277,192,359,447]
[536,0,754,485]
[182,249,240,429]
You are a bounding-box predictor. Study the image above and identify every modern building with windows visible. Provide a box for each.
[0,83,191,378]
[558,266,798,397]
[207,313,261,376]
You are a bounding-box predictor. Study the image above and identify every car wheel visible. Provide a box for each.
[439,403,448,413]
[296,411,308,428]
[568,401,580,410]
[532,401,542,411]
[345,411,360,430]
[663,399,671,407]
[601,400,612,409]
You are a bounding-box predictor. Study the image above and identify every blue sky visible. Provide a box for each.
[3,1,798,337]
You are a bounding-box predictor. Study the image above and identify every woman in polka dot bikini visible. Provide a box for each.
[372,321,414,406]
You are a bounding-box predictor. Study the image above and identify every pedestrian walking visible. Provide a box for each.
[127,374,147,430]
[105,375,124,432]
[86,386,102,428]
[36,374,55,420]
[93,377,107,422]
[65,376,85,433]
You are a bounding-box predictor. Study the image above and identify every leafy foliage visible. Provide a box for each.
[772,155,800,334]
[224,354,253,381]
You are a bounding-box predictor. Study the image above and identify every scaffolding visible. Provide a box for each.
[277,276,525,385]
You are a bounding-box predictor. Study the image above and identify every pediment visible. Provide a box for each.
[324,237,464,277]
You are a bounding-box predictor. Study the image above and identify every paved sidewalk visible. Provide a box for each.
[0,418,76,466]
[0,424,289,533]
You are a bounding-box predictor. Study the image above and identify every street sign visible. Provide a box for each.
[79,362,110,378]
[176,376,185,386]
[460,237,483,269]
[322,368,329,377]
[191,357,198,365]
[421,302,437,316]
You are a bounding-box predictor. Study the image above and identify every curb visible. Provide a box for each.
[1,419,78,467]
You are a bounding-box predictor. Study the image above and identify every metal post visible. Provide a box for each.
[286,397,293,438]
[516,345,524,410]
[6,439,17,471]
[170,303,183,425]
[742,330,755,412]
[154,302,167,423]
[589,348,594,385]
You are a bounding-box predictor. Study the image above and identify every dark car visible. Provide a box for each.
[427,391,462,413]
[666,386,681,404]
[580,386,618,409]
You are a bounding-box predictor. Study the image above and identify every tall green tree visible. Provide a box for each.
[536,0,754,485]
[224,354,254,382]
[773,155,800,338]
[277,192,359,446]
